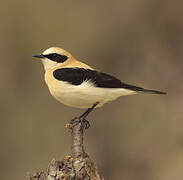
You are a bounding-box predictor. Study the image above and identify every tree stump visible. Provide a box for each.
[29,117,103,180]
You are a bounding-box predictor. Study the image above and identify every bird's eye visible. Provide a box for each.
[43,53,68,63]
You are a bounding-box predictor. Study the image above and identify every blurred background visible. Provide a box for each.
[0,0,182,179]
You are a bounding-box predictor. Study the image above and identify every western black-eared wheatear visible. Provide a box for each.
[33,47,166,128]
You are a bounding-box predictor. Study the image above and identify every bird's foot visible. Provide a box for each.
[65,117,78,129]
[80,117,90,129]
[66,117,90,130]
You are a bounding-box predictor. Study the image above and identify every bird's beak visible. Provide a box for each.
[32,54,45,59]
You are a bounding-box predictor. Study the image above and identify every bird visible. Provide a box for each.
[33,47,166,128]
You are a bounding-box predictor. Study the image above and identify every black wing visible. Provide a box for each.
[53,68,148,91]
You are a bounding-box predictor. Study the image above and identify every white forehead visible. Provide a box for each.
[42,47,71,57]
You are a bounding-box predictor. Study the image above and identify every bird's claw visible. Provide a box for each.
[80,117,90,129]
[69,117,79,126]
[68,117,90,130]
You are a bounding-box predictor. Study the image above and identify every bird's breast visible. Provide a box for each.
[45,69,67,98]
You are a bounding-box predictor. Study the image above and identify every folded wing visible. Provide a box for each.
[53,68,166,94]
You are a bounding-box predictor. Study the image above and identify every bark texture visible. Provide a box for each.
[29,118,103,180]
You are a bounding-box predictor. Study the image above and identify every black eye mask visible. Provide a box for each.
[43,53,68,63]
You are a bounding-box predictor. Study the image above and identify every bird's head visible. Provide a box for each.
[33,47,72,70]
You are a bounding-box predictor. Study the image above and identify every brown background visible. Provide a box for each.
[0,1,182,179]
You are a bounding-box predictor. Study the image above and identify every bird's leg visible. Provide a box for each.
[78,102,99,129]
[79,102,99,119]
[69,102,99,129]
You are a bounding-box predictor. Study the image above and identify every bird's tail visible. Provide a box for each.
[138,89,166,95]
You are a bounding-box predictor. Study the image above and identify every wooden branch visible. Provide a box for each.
[29,117,103,180]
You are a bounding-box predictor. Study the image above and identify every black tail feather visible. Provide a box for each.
[138,89,166,95]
